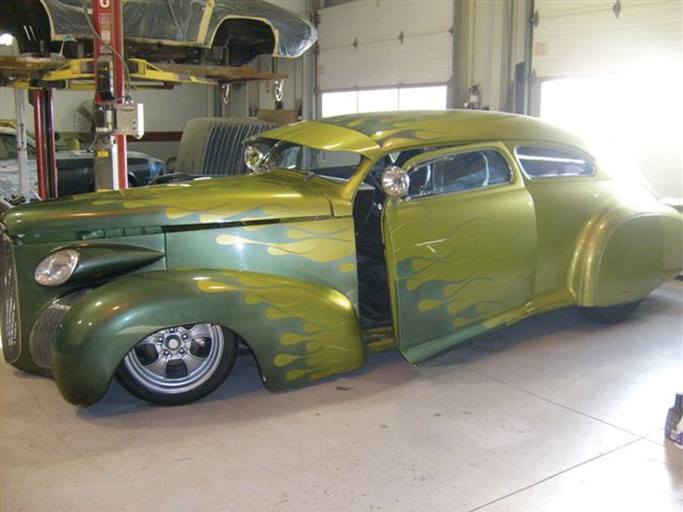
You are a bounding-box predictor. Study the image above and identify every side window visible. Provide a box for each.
[407,149,512,199]
[516,146,595,178]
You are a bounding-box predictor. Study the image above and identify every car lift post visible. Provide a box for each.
[14,89,30,202]
[31,88,59,199]
[92,0,128,190]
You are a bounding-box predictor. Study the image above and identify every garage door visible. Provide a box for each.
[317,0,453,91]
[532,0,681,78]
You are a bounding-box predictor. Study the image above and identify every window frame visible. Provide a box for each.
[401,144,517,202]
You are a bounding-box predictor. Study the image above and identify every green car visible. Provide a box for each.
[1,111,681,406]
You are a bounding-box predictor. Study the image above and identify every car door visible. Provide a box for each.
[382,143,538,363]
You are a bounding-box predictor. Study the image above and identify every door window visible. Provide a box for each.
[407,149,512,199]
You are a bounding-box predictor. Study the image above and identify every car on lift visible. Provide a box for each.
[1,111,681,407]
[0,0,317,66]
[0,124,163,203]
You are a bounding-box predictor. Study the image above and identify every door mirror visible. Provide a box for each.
[244,145,265,172]
[381,166,410,198]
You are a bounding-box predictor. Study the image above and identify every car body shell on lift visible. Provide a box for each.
[1,110,681,406]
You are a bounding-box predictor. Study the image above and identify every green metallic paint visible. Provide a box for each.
[1,171,338,240]
[52,269,364,406]
[65,244,165,284]
[383,144,537,363]
[574,206,683,306]
[6,234,166,374]
[166,217,358,303]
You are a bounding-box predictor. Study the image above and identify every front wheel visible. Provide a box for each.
[580,301,641,324]
[116,323,237,405]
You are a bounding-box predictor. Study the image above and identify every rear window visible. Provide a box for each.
[516,146,595,178]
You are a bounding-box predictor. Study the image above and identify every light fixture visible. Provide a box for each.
[0,33,14,46]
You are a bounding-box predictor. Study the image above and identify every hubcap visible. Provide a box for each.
[122,323,224,395]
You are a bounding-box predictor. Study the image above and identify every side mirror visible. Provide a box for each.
[381,166,410,198]
[244,145,265,172]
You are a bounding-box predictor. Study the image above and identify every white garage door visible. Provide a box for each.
[317,0,453,91]
[532,0,681,78]
[531,0,682,198]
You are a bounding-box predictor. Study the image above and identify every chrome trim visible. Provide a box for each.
[0,232,20,363]
[29,290,91,369]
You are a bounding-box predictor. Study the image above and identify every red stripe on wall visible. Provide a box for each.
[127,132,183,143]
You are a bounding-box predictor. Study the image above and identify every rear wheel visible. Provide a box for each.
[580,301,641,324]
[116,323,237,405]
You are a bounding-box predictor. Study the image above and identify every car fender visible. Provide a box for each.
[571,203,683,307]
[52,269,365,406]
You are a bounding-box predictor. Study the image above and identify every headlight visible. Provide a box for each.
[244,145,265,172]
[34,249,80,286]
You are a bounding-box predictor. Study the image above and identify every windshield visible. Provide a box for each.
[249,138,363,182]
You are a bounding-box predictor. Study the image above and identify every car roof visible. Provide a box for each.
[259,110,594,159]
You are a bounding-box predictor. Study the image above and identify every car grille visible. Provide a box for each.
[203,121,275,176]
[29,290,90,369]
[1,233,21,363]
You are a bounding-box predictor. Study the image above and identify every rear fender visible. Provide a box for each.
[53,269,365,406]
[571,204,682,307]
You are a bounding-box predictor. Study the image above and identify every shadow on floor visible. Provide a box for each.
[73,291,676,424]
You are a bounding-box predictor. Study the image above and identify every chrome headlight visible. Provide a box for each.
[244,145,265,172]
[381,165,410,198]
[34,249,80,286]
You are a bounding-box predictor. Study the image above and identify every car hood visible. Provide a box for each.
[1,171,334,239]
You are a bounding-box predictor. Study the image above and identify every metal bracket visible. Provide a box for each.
[273,79,284,103]
[612,0,622,18]
[531,10,540,28]
[220,83,231,104]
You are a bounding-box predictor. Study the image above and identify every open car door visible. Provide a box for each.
[382,143,538,363]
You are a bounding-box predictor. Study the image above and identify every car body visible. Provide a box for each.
[0,0,317,66]
[1,110,681,406]
[0,125,164,201]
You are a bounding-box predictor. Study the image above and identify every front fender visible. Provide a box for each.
[53,269,365,406]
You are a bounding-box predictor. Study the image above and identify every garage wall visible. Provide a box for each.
[1,85,213,164]
[456,0,529,112]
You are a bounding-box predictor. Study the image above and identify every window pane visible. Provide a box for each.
[408,149,511,199]
[516,146,595,178]
[358,88,399,113]
[438,150,511,194]
[322,91,358,117]
[399,86,448,111]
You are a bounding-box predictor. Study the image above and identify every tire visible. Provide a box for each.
[116,323,237,405]
[580,301,641,324]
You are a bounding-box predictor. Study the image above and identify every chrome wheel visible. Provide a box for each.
[117,323,237,405]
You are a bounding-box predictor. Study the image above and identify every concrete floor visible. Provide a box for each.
[1,280,681,512]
